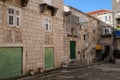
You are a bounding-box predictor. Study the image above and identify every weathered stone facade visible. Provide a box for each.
[97,20,113,61]
[0,0,64,77]
[64,6,98,64]
[88,10,113,27]
[113,0,120,50]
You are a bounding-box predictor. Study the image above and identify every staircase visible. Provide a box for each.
[61,60,88,70]
[61,43,96,69]
[81,43,96,65]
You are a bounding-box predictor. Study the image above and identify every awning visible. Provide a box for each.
[96,44,102,50]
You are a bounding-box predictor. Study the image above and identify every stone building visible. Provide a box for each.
[88,10,113,26]
[63,6,98,65]
[88,10,113,61]
[0,0,65,79]
[113,0,120,50]
[97,20,113,61]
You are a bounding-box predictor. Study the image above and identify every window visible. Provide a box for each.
[44,17,52,32]
[43,0,51,5]
[116,18,120,24]
[102,28,111,35]
[8,8,14,25]
[93,35,96,42]
[105,16,110,21]
[84,34,89,43]
[84,35,85,41]
[8,8,20,27]
[16,10,20,26]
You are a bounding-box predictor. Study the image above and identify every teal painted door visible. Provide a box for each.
[44,48,54,69]
[70,41,76,59]
[0,47,22,79]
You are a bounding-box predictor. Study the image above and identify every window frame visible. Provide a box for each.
[105,15,110,21]
[44,16,52,32]
[15,9,20,27]
[8,8,15,27]
[102,28,111,35]
[7,7,20,27]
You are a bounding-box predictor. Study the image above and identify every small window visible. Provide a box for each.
[93,35,96,42]
[105,16,110,21]
[84,35,85,41]
[102,28,111,35]
[9,8,14,14]
[8,8,20,27]
[116,18,120,24]
[16,10,20,26]
[8,8,14,26]
[84,34,89,43]
[44,17,52,32]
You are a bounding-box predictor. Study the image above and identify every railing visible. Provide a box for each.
[101,34,112,37]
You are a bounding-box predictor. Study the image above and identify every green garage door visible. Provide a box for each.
[44,48,54,70]
[0,47,22,79]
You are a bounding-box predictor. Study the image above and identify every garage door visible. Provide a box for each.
[0,47,22,79]
[44,47,54,69]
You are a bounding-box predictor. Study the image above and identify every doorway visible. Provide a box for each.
[102,46,110,60]
[70,41,76,59]
[44,47,54,70]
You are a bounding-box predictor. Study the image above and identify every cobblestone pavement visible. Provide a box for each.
[20,62,120,80]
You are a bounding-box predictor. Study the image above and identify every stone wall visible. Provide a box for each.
[64,6,98,64]
[0,0,64,74]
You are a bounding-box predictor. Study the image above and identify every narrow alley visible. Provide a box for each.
[18,62,120,80]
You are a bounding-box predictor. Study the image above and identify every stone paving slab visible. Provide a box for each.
[19,62,120,80]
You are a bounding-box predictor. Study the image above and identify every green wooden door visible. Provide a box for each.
[0,47,22,79]
[44,48,54,69]
[70,41,76,59]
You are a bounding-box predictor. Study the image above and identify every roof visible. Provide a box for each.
[87,9,111,15]
[67,6,98,20]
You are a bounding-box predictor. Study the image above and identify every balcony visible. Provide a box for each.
[1,0,29,7]
[114,30,120,38]
[101,34,112,38]
[21,0,29,7]
[101,28,112,38]
[40,3,58,16]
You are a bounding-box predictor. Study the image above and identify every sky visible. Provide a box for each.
[64,0,112,13]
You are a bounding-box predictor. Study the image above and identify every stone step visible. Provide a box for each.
[61,60,88,70]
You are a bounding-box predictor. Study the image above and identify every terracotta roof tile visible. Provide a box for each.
[87,10,111,15]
